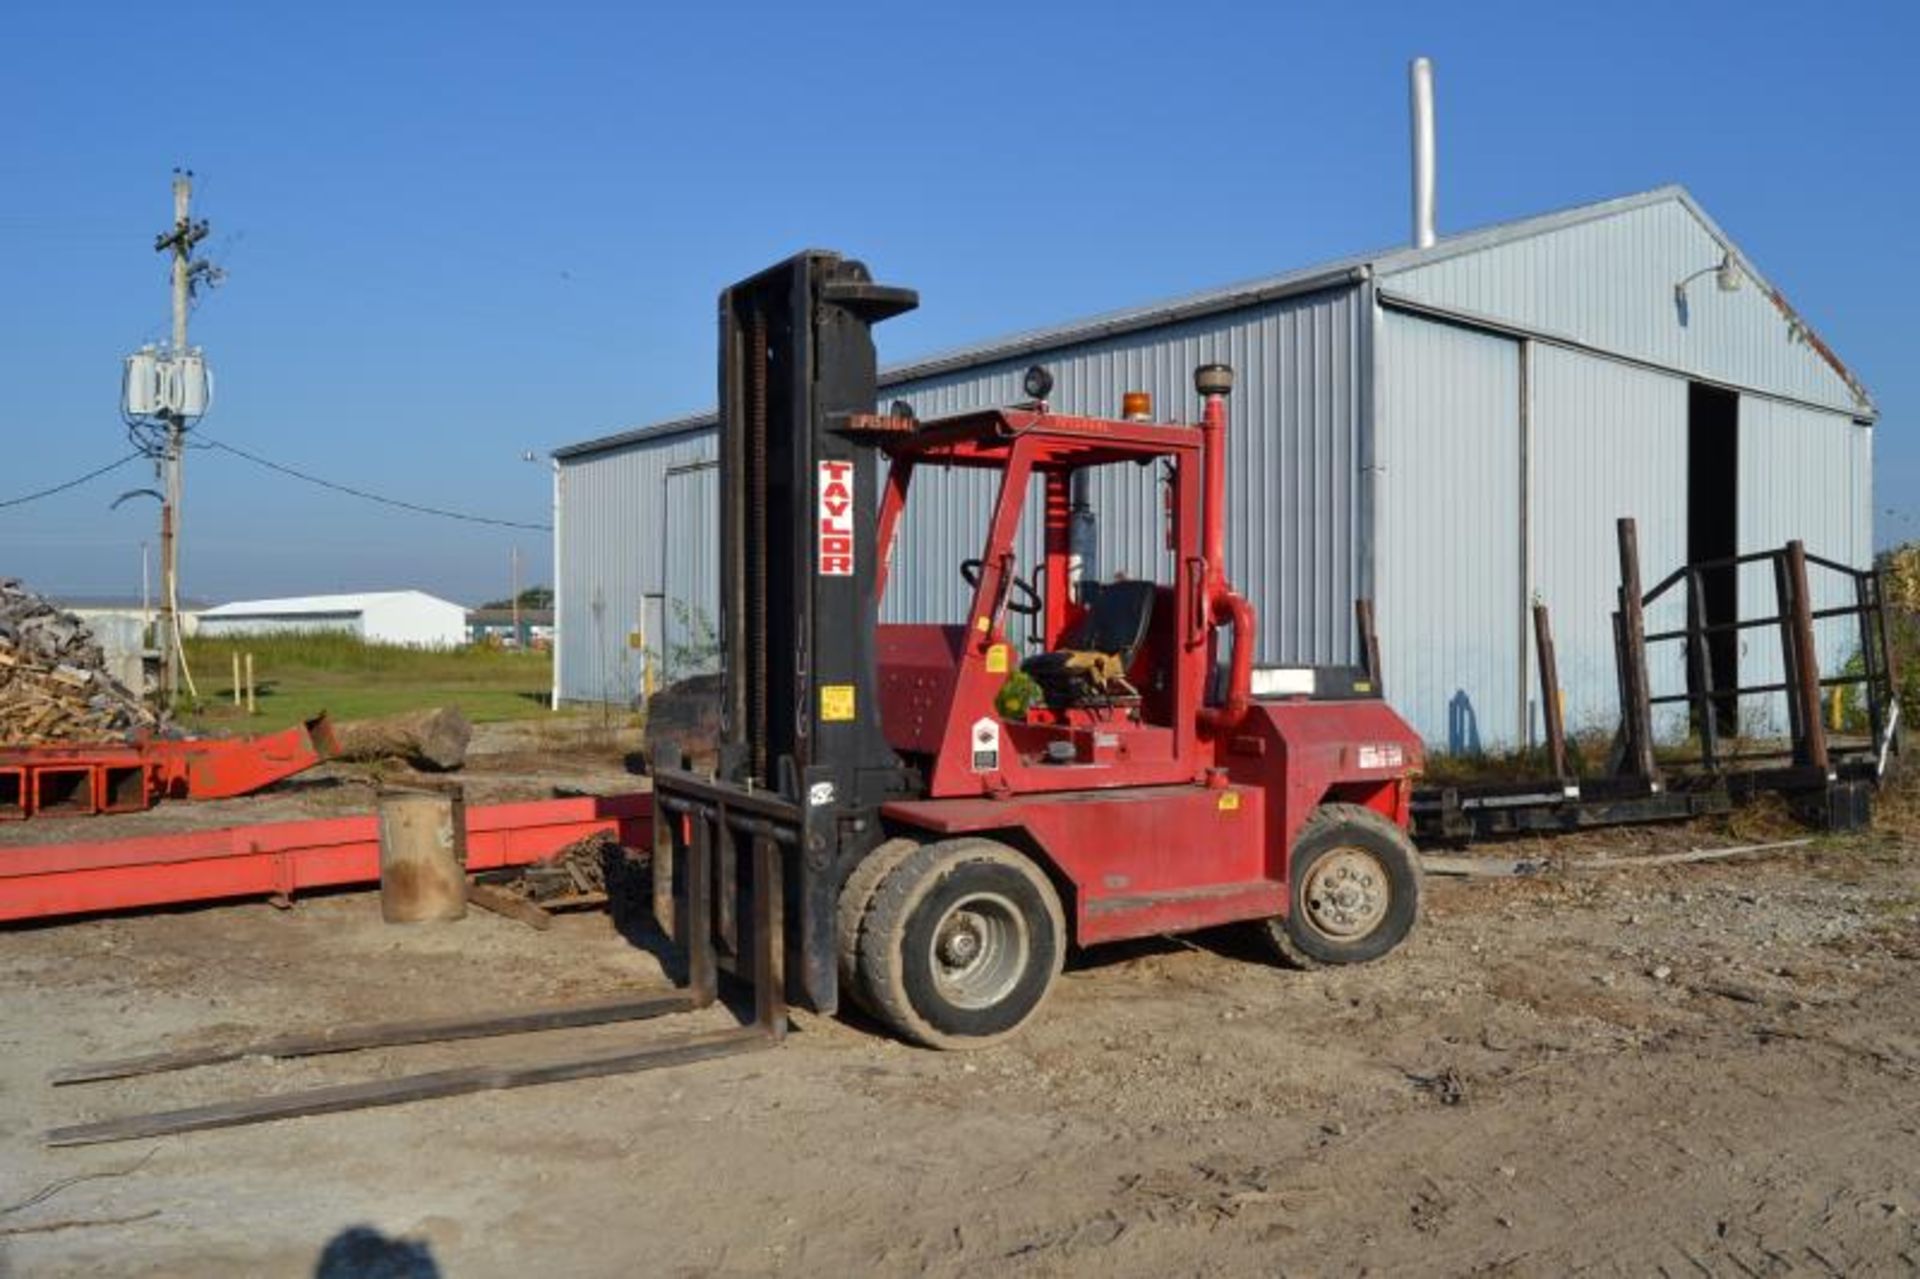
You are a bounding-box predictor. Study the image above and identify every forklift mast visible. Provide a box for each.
[716,251,918,800]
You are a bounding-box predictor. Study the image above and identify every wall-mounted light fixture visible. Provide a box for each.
[1673,251,1743,310]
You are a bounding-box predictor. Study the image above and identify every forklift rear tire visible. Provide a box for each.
[1266,803,1421,969]
[856,838,1066,1050]
[836,837,922,1015]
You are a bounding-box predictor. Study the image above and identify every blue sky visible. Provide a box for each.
[3,0,1913,605]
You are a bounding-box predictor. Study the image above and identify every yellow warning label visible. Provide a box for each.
[985,643,1010,674]
[975,616,992,633]
[1217,791,1242,812]
[820,685,856,722]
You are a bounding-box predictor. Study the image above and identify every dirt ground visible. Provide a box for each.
[4,740,1920,1276]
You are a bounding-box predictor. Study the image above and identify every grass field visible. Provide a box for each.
[179,633,555,733]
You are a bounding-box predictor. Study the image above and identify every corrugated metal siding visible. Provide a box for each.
[1737,398,1875,734]
[1852,422,1874,573]
[556,288,1363,700]
[888,287,1365,666]
[197,614,363,640]
[1375,311,1523,751]
[1384,198,1863,416]
[1529,345,1690,740]
[555,428,716,703]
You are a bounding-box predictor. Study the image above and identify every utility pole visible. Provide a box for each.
[510,546,521,649]
[153,171,208,707]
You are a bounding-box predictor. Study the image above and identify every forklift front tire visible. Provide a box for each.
[1266,803,1421,969]
[857,838,1066,1050]
[835,837,922,1015]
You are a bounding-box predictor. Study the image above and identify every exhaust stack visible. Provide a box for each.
[1409,57,1437,249]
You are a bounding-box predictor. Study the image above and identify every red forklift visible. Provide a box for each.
[42,250,1430,1145]
[654,251,1426,1049]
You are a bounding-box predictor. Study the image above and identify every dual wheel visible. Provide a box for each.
[838,837,1065,1050]
[837,803,1423,1050]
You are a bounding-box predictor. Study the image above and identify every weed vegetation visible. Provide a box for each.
[179,632,553,731]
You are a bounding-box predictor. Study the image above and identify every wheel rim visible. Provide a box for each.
[1301,847,1390,941]
[927,891,1029,1010]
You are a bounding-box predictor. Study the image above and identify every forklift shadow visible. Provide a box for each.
[601,844,685,981]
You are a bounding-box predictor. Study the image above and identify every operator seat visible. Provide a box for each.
[1021,580,1156,708]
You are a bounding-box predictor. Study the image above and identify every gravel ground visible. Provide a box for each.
[2,756,1918,1276]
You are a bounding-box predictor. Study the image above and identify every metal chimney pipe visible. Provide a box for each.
[1409,57,1437,248]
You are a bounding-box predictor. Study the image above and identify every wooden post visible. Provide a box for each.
[1532,602,1569,784]
[1773,550,1804,751]
[1784,540,1831,774]
[231,652,241,706]
[1615,518,1661,788]
[1685,567,1720,771]
[1856,571,1886,748]
[378,789,468,923]
[244,652,256,715]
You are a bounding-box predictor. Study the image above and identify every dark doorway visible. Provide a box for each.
[1688,383,1739,735]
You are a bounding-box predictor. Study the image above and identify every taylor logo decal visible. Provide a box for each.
[818,460,854,576]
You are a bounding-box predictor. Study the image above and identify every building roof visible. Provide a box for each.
[554,185,1869,461]
[201,590,464,618]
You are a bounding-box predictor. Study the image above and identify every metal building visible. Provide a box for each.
[551,186,1876,751]
[197,590,470,648]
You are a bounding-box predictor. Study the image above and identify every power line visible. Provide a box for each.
[0,452,144,510]
[202,438,553,531]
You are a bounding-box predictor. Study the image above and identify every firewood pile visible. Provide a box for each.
[466,831,621,931]
[500,831,613,903]
[0,580,161,745]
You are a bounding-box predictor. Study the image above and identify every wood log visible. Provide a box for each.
[643,673,723,773]
[378,789,467,923]
[333,706,472,771]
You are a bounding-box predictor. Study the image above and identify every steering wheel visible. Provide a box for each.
[960,558,1043,617]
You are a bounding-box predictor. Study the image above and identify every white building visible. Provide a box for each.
[197,591,469,648]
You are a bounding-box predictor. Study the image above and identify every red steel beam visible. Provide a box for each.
[0,714,336,819]
[146,715,337,802]
[0,792,650,924]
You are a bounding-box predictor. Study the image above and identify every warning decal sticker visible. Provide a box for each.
[821,684,856,721]
[970,716,1000,773]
